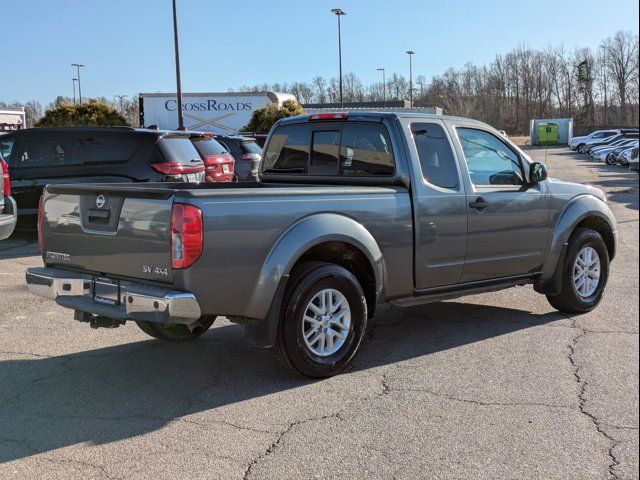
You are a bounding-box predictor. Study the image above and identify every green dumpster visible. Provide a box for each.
[538,123,559,146]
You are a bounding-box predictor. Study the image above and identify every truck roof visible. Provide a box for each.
[277,111,489,128]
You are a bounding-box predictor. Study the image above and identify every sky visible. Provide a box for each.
[1,0,639,105]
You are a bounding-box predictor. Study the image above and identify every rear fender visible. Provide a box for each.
[244,213,385,347]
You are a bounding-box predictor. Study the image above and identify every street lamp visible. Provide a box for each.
[406,51,415,108]
[115,95,128,115]
[72,78,78,104]
[377,68,386,107]
[331,8,346,107]
[172,0,185,130]
[71,64,85,103]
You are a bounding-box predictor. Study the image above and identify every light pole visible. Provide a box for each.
[377,68,386,107]
[71,64,85,103]
[115,95,128,115]
[72,78,78,104]
[172,0,185,130]
[406,51,415,107]
[331,8,346,107]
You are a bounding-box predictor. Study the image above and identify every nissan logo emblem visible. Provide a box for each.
[96,195,106,209]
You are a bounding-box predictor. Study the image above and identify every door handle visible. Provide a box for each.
[469,197,489,211]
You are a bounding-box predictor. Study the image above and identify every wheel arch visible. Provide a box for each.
[244,213,384,338]
[535,195,617,295]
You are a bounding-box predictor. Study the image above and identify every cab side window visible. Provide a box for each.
[458,128,524,187]
[412,123,458,189]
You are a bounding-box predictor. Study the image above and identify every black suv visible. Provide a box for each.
[0,127,205,219]
[214,135,262,181]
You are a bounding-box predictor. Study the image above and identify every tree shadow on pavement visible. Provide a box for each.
[0,301,566,463]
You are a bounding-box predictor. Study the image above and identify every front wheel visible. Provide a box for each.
[270,262,368,378]
[546,228,609,313]
[136,316,216,341]
[605,154,616,165]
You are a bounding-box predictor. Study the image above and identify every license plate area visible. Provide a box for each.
[93,277,120,306]
[222,164,230,174]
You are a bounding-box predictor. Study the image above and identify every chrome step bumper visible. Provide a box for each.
[26,267,202,324]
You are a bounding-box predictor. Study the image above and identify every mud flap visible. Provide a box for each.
[244,275,289,348]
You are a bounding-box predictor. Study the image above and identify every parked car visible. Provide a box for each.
[27,112,618,378]
[0,154,17,240]
[605,141,639,165]
[584,132,639,155]
[214,135,262,181]
[614,145,638,166]
[2,127,205,221]
[590,139,639,163]
[188,132,235,182]
[570,129,619,151]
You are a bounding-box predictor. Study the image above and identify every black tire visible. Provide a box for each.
[135,316,216,341]
[605,154,616,165]
[546,228,609,313]
[270,262,368,378]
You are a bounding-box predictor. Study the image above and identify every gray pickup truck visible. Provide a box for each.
[26,112,618,377]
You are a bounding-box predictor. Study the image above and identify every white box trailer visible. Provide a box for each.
[139,91,296,133]
[0,108,26,131]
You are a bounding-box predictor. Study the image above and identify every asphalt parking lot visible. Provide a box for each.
[0,147,638,480]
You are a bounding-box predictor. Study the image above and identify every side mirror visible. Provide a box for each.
[529,162,548,185]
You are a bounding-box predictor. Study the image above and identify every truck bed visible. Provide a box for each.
[40,182,414,319]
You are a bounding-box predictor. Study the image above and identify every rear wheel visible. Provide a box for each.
[270,262,368,378]
[546,228,609,313]
[136,316,216,341]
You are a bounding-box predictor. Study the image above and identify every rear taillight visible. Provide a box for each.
[151,162,204,176]
[241,153,261,161]
[1,159,10,197]
[170,203,203,269]
[37,195,45,253]
[203,154,234,171]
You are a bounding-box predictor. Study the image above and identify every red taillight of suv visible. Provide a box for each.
[170,203,203,269]
[1,159,10,197]
[37,195,45,252]
[151,162,205,176]
[203,154,235,182]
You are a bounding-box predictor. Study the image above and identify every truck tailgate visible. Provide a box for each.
[41,184,175,283]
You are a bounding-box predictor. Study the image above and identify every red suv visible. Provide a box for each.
[189,133,235,182]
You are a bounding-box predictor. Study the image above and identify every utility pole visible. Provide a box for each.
[602,50,608,126]
[377,68,386,106]
[71,64,85,103]
[115,95,128,116]
[172,0,185,130]
[72,78,78,104]
[331,8,346,107]
[406,51,415,107]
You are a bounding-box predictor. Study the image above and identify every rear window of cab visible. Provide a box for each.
[263,123,395,176]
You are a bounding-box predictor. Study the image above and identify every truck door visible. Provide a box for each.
[408,121,468,289]
[455,127,551,282]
